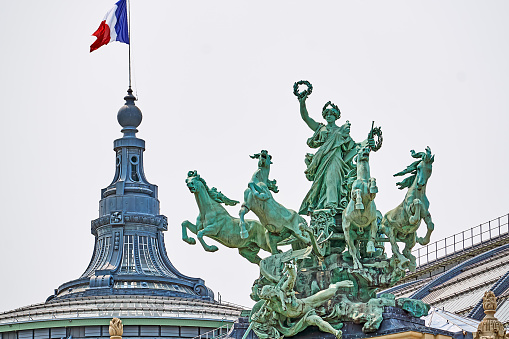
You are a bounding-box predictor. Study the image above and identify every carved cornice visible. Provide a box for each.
[103,185,154,197]
[91,213,168,234]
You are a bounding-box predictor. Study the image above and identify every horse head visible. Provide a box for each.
[415,147,434,191]
[186,170,239,206]
[186,170,204,193]
[394,147,435,190]
[250,150,272,169]
[249,150,279,193]
[355,145,371,163]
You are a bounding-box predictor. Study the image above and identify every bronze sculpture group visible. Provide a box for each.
[182,81,434,338]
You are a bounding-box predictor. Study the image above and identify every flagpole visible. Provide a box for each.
[128,0,132,91]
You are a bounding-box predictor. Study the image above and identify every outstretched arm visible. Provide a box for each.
[299,94,319,131]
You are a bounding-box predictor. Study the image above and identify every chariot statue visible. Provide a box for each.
[181,80,435,339]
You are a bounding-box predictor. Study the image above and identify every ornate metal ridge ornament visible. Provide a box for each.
[181,80,435,338]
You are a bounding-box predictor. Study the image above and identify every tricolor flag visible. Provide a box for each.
[90,0,129,52]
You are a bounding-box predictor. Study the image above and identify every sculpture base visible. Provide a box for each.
[227,307,471,339]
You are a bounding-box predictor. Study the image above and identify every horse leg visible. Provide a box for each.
[408,199,422,225]
[343,218,361,269]
[354,189,364,210]
[382,220,409,269]
[181,220,197,245]
[239,189,252,239]
[239,205,250,239]
[266,230,286,254]
[197,224,220,252]
[402,234,417,271]
[238,247,261,265]
[369,178,378,194]
[417,212,435,245]
[366,219,377,254]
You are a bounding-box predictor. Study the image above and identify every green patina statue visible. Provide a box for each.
[297,87,377,216]
[381,147,435,271]
[239,150,312,254]
[181,170,271,264]
[250,263,408,338]
[181,80,435,338]
[326,293,397,333]
[252,263,351,339]
[342,146,379,269]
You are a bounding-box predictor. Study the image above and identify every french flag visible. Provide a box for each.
[90,0,129,52]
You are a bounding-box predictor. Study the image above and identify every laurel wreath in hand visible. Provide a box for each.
[293,80,313,98]
[370,127,383,152]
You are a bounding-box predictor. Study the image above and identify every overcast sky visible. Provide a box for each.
[0,1,508,312]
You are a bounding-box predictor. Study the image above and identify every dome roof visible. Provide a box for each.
[0,295,243,326]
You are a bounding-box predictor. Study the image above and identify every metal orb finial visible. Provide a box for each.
[117,88,142,135]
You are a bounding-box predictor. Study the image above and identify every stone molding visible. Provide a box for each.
[91,212,168,233]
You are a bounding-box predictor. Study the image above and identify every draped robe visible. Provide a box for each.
[299,123,357,215]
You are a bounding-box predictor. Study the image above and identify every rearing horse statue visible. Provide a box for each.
[342,146,379,270]
[182,170,271,265]
[239,150,312,254]
[381,147,435,271]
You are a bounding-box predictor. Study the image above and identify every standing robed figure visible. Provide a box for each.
[298,94,375,215]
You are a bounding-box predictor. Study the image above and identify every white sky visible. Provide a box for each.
[0,1,508,312]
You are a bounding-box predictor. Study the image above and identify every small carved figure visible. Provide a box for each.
[254,263,353,338]
[239,151,312,253]
[182,171,271,264]
[297,90,376,215]
[381,147,435,271]
[326,294,395,333]
[258,247,313,285]
[342,146,379,269]
[396,298,430,317]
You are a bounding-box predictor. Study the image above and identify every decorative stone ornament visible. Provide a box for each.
[473,291,507,339]
[109,318,123,339]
